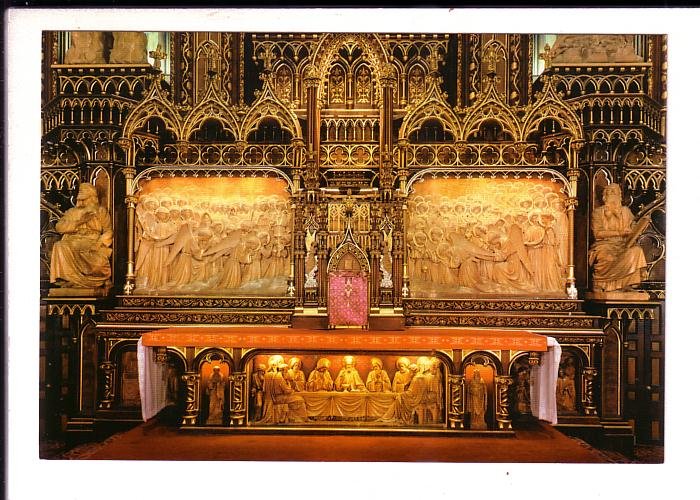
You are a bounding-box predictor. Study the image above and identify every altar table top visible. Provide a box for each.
[141,326,548,351]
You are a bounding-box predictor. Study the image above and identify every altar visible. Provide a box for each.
[136,326,557,432]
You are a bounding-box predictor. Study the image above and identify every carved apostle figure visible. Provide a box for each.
[109,31,148,64]
[515,366,531,415]
[64,32,106,64]
[206,365,225,425]
[556,367,577,413]
[392,357,414,393]
[466,369,488,430]
[306,358,334,392]
[260,356,308,424]
[366,358,392,393]
[250,363,266,421]
[379,359,429,425]
[50,183,113,291]
[335,355,366,392]
[588,183,650,292]
[287,357,306,392]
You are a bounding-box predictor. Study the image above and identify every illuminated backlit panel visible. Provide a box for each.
[406,177,569,298]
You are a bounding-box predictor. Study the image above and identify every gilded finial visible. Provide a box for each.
[148,43,167,71]
[538,43,552,70]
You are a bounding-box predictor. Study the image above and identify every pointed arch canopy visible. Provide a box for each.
[522,75,584,142]
[399,75,461,141]
[241,77,303,141]
[122,75,182,141]
[310,33,390,105]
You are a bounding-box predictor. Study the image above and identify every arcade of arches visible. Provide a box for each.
[40,31,665,459]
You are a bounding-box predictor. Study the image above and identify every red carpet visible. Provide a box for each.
[63,418,614,463]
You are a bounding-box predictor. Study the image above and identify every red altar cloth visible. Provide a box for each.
[141,326,548,351]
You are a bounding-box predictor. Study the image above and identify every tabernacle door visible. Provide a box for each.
[328,269,369,328]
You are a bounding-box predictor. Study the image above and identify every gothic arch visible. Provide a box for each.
[462,78,522,142]
[522,75,584,142]
[240,79,303,141]
[399,76,461,141]
[328,239,370,274]
[122,77,182,141]
[462,351,504,375]
[310,33,390,105]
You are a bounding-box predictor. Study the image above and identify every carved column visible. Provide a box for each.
[292,195,306,308]
[229,372,247,426]
[447,374,465,429]
[98,361,115,410]
[582,366,598,416]
[291,137,306,192]
[379,63,396,201]
[392,201,406,308]
[565,140,584,293]
[397,139,409,192]
[316,200,329,310]
[304,66,321,197]
[181,372,201,426]
[495,375,515,430]
[118,135,136,294]
[369,203,382,311]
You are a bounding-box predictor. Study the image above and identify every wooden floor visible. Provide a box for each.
[59,416,617,463]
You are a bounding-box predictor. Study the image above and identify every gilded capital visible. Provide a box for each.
[116,137,132,152]
[378,62,397,86]
[564,197,579,210]
[304,65,321,88]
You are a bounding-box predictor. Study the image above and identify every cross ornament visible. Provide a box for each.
[538,43,552,70]
[149,44,167,71]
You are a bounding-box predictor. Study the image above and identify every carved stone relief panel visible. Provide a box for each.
[247,353,446,427]
[134,176,292,295]
[406,177,569,298]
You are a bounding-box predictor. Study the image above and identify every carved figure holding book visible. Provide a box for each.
[588,183,649,292]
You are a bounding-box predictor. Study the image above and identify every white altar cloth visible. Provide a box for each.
[137,338,168,421]
[529,336,561,424]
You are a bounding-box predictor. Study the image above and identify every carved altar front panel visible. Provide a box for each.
[247,353,446,427]
[407,177,569,298]
[134,176,292,295]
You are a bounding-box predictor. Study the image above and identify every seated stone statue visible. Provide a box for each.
[64,32,106,64]
[334,355,366,392]
[392,357,414,393]
[110,31,148,64]
[50,183,113,291]
[588,183,649,292]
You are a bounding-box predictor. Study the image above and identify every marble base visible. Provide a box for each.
[584,290,650,301]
